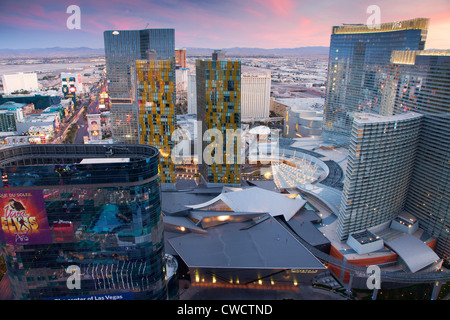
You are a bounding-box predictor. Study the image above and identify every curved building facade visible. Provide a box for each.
[337,113,423,240]
[381,50,450,262]
[0,144,166,300]
[323,18,428,144]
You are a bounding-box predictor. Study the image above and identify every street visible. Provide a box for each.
[51,78,103,144]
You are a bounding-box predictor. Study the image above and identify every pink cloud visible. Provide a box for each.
[244,8,267,19]
[1,0,449,49]
[253,0,297,16]
[0,12,64,32]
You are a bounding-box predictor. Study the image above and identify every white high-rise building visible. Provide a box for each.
[337,112,423,240]
[187,71,197,114]
[2,72,39,94]
[241,73,271,120]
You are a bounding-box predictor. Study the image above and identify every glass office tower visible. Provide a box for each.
[323,18,428,145]
[381,50,450,262]
[136,60,176,186]
[0,144,167,300]
[104,29,175,144]
[196,60,241,185]
[337,113,423,240]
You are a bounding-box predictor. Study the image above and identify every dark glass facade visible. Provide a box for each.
[323,18,429,144]
[104,29,175,144]
[0,144,167,300]
[380,51,450,262]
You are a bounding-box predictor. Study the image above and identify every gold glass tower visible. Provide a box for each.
[196,59,241,185]
[136,60,176,185]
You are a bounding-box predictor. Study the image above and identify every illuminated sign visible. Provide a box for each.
[69,87,76,93]
[291,269,318,274]
[44,292,134,300]
[53,220,74,242]
[0,190,52,245]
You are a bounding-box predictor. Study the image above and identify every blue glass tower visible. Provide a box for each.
[323,18,429,145]
[381,50,450,263]
[104,29,175,144]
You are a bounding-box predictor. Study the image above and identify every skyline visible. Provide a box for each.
[0,0,449,50]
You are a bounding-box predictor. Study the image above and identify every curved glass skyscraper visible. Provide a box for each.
[0,144,167,300]
[337,113,423,240]
[381,50,450,262]
[323,18,429,144]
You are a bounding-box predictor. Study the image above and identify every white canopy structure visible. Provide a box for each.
[186,187,306,221]
[384,234,441,273]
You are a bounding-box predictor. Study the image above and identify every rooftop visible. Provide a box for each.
[186,186,307,221]
[163,186,325,271]
[391,49,450,65]
[353,112,423,124]
[381,233,440,273]
[349,229,381,245]
[167,215,325,270]
[80,158,130,164]
[332,17,429,35]
[274,97,324,111]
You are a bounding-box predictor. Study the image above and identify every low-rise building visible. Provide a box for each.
[276,98,324,138]
[2,72,39,95]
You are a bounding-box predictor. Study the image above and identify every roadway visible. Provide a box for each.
[73,114,88,144]
[51,104,86,144]
[52,78,103,144]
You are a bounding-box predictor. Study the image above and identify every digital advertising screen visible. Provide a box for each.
[0,189,52,246]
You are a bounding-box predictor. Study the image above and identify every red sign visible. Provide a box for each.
[53,221,74,242]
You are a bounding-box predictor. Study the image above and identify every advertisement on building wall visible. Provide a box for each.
[0,189,52,245]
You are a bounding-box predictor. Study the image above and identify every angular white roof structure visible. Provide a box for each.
[384,234,440,273]
[168,215,325,270]
[186,187,306,221]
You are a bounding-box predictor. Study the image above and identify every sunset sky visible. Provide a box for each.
[0,0,449,50]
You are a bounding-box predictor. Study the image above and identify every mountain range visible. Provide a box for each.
[0,46,329,58]
[185,46,329,56]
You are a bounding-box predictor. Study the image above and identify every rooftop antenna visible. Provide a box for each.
[144,23,150,29]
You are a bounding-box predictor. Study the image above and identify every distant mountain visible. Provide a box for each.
[0,46,329,58]
[185,46,330,56]
[0,47,104,58]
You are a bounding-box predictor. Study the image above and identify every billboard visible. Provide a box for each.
[0,190,52,245]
